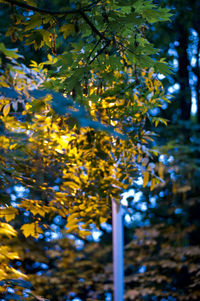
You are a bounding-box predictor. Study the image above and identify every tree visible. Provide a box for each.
[117,1,200,298]
[122,123,200,300]
[0,0,171,299]
[149,0,200,123]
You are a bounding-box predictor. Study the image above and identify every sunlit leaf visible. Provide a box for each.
[143,171,149,188]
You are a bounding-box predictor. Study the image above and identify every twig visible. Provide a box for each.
[86,38,102,63]
[89,39,111,65]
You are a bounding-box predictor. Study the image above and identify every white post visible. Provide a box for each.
[112,200,124,301]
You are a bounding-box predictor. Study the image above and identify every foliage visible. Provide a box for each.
[123,123,200,300]
[0,0,171,299]
[148,0,200,123]
[28,124,200,301]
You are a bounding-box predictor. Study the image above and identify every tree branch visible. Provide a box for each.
[3,0,95,15]
[4,0,106,40]
[86,38,102,63]
[89,39,111,65]
[80,10,104,39]
[3,0,112,64]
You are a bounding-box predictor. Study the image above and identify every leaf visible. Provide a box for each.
[0,43,22,59]
[154,61,172,75]
[3,103,10,117]
[0,207,18,222]
[100,217,107,224]
[155,119,159,127]
[79,230,91,238]
[10,267,28,279]
[150,177,156,191]
[143,170,149,188]
[21,222,43,238]
[25,30,44,49]
[0,223,17,237]
[60,24,75,39]
[21,223,35,238]
[24,14,42,31]
[159,117,168,126]
[158,163,164,179]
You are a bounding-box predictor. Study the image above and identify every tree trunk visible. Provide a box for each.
[177,26,191,120]
[191,0,200,123]
[196,34,200,124]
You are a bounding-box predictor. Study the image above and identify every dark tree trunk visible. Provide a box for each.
[177,26,191,120]
[196,34,200,124]
[191,0,200,123]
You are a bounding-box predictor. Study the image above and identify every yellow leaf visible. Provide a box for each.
[66,219,78,228]
[21,222,43,238]
[143,171,149,188]
[160,118,168,126]
[30,207,46,217]
[0,286,6,293]
[3,103,10,117]
[134,113,140,118]
[0,207,18,222]
[9,143,17,150]
[0,245,19,260]
[158,163,164,179]
[21,223,35,238]
[63,181,79,190]
[47,54,53,62]
[66,225,79,233]
[100,217,107,224]
[150,177,156,191]
[0,81,10,88]
[0,222,17,237]
[79,230,91,238]
[155,119,159,127]
[10,267,27,279]
[79,204,85,210]
[0,269,6,281]
[67,212,79,222]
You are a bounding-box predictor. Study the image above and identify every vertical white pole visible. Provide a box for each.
[112,200,124,301]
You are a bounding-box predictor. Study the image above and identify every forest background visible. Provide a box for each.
[0,0,200,300]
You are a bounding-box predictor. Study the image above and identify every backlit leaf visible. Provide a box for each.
[3,103,10,117]
[143,171,149,188]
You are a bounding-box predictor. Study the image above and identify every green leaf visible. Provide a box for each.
[24,14,42,31]
[0,43,22,59]
[60,24,75,38]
